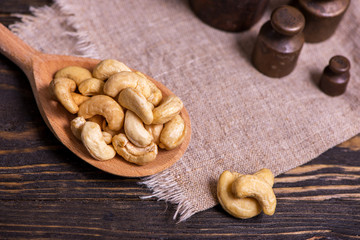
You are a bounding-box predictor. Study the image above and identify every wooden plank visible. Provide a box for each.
[0,200,358,239]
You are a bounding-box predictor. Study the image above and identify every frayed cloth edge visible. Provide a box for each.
[140,171,197,222]
[54,0,99,59]
[9,3,98,59]
[9,5,56,40]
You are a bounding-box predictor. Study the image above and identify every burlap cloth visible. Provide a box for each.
[11,0,360,221]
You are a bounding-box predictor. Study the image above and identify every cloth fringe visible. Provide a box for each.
[10,5,57,37]
[9,3,98,58]
[140,171,197,222]
[54,0,99,59]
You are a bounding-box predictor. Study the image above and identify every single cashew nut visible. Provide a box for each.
[118,88,153,125]
[152,95,183,124]
[71,93,90,106]
[217,171,262,219]
[102,131,112,145]
[78,78,104,96]
[92,59,131,80]
[50,77,78,114]
[124,110,153,147]
[70,116,86,140]
[145,124,163,145]
[54,66,92,86]
[159,114,186,150]
[112,133,158,165]
[232,172,276,216]
[78,95,124,131]
[81,122,116,161]
[103,71,151,98]
[135,71,162,106]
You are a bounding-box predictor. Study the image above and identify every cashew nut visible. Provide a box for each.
[145,124,163,145]
[217,171,262,219]
[152,95,183,124]
[117,88,153,125]
[112,133,158,165]
[81,121,116,161]
[70,116,86,140]
[217,168,276,219]
[135,71,162,106]
[232,170,276,216]
[78,95,124,131]
[50,77,78,114]
[54,66,92,86]
[103,71,151,99]
[78,78,104,96]
[159,114,186,150]
[92,59,131,80]
[124,110,153,147]
[71,93,90,106]
[102,131,112,145]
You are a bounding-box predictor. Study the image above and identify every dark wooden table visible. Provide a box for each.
[0,1,359,239]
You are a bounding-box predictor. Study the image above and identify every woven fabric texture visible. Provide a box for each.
[11,0,360,221]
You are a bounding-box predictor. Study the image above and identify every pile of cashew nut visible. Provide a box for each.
[217,168,277,219]
[50,59,187,165]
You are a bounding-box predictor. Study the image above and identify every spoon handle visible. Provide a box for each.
[0,23,39,74]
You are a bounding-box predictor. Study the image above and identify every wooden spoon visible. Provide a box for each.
[0,23,191,177]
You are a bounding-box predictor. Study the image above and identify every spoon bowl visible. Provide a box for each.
[0,23,191,177]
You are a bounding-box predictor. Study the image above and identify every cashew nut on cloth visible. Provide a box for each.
[81,121,116,161]
[54,66,92,86]
[78,95,124,131]
[50,77,78,114]
[92,59,131,80]
[112,133,158,165]
[217,168,276,219]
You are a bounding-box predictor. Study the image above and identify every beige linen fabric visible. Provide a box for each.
[11,0,360,221]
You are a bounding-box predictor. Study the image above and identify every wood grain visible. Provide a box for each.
[0,1,359,239]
